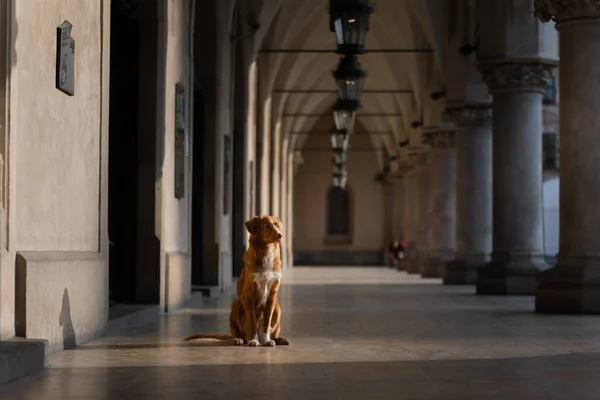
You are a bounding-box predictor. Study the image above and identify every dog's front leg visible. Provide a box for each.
[260,281,280,346]
[247,301,261,347]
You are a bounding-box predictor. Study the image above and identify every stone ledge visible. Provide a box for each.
[0,339,47,386]
[15,251,107,354]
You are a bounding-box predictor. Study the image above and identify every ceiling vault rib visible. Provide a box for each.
[298,148,387,152]
[273,89,413,94]
[289,131,393,135]
[283,113,402,117]
[259,49,433,54]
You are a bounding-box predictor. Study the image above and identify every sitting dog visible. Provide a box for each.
[183,215,290,347]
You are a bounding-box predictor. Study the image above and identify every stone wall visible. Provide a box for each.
[1,0,110,350]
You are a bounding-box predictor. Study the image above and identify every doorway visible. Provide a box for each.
[108,0,160,306]
[191,84,205,286]
[231,9,247,277]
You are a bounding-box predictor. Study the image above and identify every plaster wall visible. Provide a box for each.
[1,0,110,350]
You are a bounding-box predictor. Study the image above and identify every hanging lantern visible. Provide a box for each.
[329,0,375,55]
[330,128,350,151]
[333,160,346,175]
[333,170,348,189]
[333,100,356,132]
[332,146,348,164]
[333,55,366,108]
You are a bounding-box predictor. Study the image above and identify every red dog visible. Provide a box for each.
[183,215,290,347]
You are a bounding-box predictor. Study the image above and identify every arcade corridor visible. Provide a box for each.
[1,267,599,399]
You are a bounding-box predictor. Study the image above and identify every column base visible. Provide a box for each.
[476,255,549,295]
[443,258,487,285]
[536,264,600,314]
[421,252,452,278]
[396,258,409,271]
[407,252,427,274]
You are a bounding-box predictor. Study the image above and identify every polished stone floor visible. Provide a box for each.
[2,267,600,399]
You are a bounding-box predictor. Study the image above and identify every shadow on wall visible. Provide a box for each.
[58,288,76,350]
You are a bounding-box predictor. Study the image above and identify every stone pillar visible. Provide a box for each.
[443,106,493,285]
[476,61,553,294]
[422,130,456,278]
[400,169,417,271]
[407,151,431,274]
[383,174,406,266]
[534,1,600,313]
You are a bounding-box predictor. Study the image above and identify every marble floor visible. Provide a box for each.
[2,267,600,399]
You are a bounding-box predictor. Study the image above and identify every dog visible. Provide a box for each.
[183,215,290,347]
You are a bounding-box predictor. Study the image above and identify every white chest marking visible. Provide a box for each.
[252,247,281,307]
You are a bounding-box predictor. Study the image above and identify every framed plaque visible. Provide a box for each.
[56,21,75,96]
[223,135,231,215]
[174,83,185,199]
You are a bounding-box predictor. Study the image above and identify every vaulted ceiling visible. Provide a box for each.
[236,0,448,160]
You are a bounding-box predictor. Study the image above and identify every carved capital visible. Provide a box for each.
[534,0,600,23]
[422,129,456,149]
[478,61,554,94]
[443,105,493,127]
[388,164,414,180]
[408,150,431,168]
[383,178,403,195]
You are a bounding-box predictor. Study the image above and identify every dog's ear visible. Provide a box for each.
[245,216,261,235]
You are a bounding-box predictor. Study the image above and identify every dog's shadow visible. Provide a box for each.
[75,340,236,351]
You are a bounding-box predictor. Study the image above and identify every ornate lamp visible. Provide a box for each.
[334,55,366,109]
[332,146,348,164]
[331,127,350,151]
[333,170,348,188]
[329,0,375,55]
[333,100,356,132]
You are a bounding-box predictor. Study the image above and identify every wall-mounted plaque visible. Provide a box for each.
[174,83,186,199]
[56,21,75,96]
[223,135,231,215]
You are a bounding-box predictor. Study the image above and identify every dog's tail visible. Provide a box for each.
[182,334,233,341]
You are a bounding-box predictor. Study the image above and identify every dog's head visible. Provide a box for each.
[245,215,283,244]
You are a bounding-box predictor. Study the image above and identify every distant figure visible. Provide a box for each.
[388,240,406,266]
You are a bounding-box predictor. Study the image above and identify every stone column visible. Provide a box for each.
[383,173,406,267]
[443,106,493,285]
[534,1,600,313]
[400,169,417,271]
[476,61,553,294]
[407,151,431,274]
[422,130,456,278]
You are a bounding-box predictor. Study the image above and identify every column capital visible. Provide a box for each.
[422,129,456,149]
[408,149,431,169]
[534,0,600,23]
[443,104,492,127]
[383,178,403,195]
[477,60,556,94]
[387,164,414,180]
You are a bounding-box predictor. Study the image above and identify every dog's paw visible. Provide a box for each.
[264,340,276,347]
[273,337,291,346]
[259,333,271,346]
[233,338,244,346]
[248,339,260,347]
